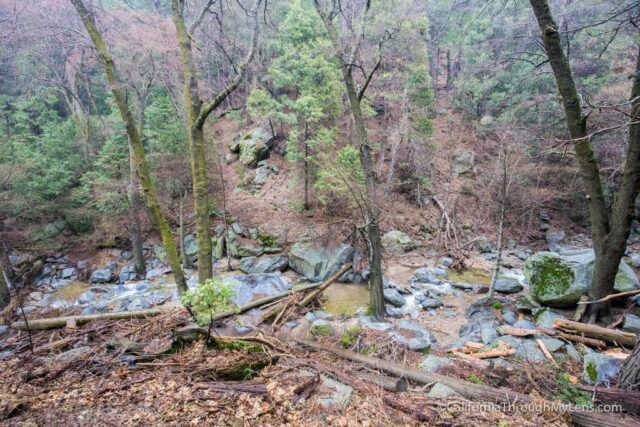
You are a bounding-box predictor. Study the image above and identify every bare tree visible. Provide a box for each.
[530,0,640,321]
[313,0,386,319]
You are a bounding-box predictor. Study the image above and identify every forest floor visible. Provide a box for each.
[0,309,573,426]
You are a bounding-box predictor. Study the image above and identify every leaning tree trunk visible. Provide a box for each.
[530,0,640,320]
[619,339,640,390]
[70,0,188,295]
[0,264,9,309]
[128,145,146,275]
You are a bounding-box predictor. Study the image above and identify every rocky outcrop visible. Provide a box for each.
[239,255,288,274]
[222,272,291,306]
[288,242,353,282]
[230,127,273,168]
[524,250,640,307]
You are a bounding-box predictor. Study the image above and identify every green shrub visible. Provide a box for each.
[181,278,237,326]
[555,373,592,407]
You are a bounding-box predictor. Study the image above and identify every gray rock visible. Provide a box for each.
[385,305,404,317]
[525,250,640,307]
[234,127,272,168]
[125,297,152,312]
[623,314,640,334]
[236,243,264,258]
[427,383,458,399]
[498,336,545,363]
[231,223,246,236]
[535,309,566,328]
[494,277,523,294]
[77,259,90,269]
[545,230,566,245]
[502,309,517,325]
[120,250,133,261]
[419,355,454,372]
[152,245,167,264]
[439,257,454,267]
[90,268,113,283]
[421,297,443,309]
[223,272,292,306]
[54,346,92,362]
[145,267,170,279]
[481,323,498,344]
[359,316,393,332]
[288,242,353,282]
[119,263,137,283]
[253,167,270,187]
[380,230,414,254]
[538,337,564,352]
[184,234,198,260]
[234,325,253,335]
[383,288,406,307]
[285,320,299,329]
[239,255,288,274]
[583,353,625,385]
[0,325,8,335]
[309,319,334,336]
[317,375,353,409]
[389,319,435,351]
[77,291,95,304]
[414,268,443,284]
[475,236,493,253]
[629,253,640,268]
[513,319,536,329]
[61,267,76,279]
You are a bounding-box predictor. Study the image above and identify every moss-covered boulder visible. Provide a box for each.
[232,127,272,168]
[288,242,353,282]
[525,250,640,307]
[381,230,414,254]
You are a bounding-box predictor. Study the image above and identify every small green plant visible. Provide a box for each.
[257,231,278,248]
[492,301,504,310]
[359,344,378,355]
[555,373,593,407]
[467,373,484,384]
[340,325,361,348]
[181,278,237,327]
[585,361,598,383]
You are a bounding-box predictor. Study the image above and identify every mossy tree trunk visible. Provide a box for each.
[0,264,9,309]
[314,1,385,319]
[70,0,187,294]
[171,0,261,285]
[530,0,640,321]
[619,339,640,390]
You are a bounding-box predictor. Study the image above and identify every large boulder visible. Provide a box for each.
[493,277,523,294]
[288,242,354,282]
[583,352,625,386]
[232,127,272,168]
[183,234,198,261]
[239,255,288,274]
[389,319,435,351]
[452,149,475,175]
[152,245,167,264]
[90,268,113,284]
[223,272,292,306]
[383,288,406,307]
[524,250,640,307]
[381,230,414,254]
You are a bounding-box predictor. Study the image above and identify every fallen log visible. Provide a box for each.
[471,347,515,359]
[497,326,540,337]
[354,370,408,392]
[450,351,492,370]
[577,385,640,416]
[260,263,352,324]
[558,332,607,350]
[11,308,171,330]
[193,381,268,396]
[536,338,558,367]
[293,337,638,427]
[553,319,637,347]
[12,281,327,331]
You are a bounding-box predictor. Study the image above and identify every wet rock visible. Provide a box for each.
[535,309,566,328]
[145,267,170,279]
[419,355,453,373]
[223,272,291,306]
[385,305,403,317]
[124,297,152,312]
[419,282,453,296]
[239,255,288,274]
[380,230,414,254]
[623,314,640,334]
[525,250,640,307]
[305,311,332,322]
[77,291,95,305]
[389,319,435,351]
[439,257,454,268]
[234,325,253,335]
[421,297,443,309]
[427,383,458,399]
[583,353,625,386]
[288,242,353,282]
[90,268,113,283]
[383,288,406,307]
[494,277,523,294]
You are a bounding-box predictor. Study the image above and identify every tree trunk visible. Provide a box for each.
[314,3,385,319]
[530,0,640,320]
[445,49,452,89]
[179,192,191,269]
[304,123,310,211]
[619,339,640,390]
[191,126,213,282]
[70,0,188,295]
[0,264,9,309]
[128,145,146,275]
